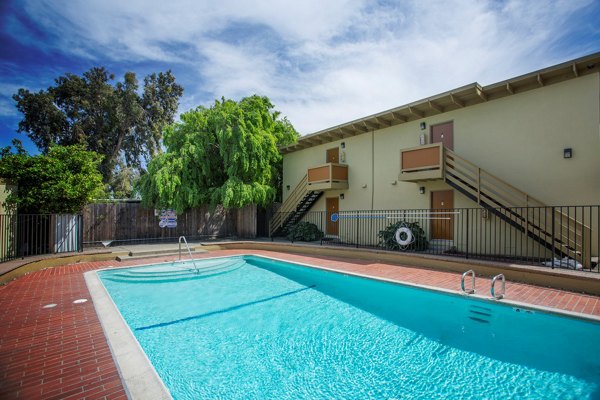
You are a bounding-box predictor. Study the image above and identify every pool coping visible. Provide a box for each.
[86,253,600,398]
[84,270,172,400]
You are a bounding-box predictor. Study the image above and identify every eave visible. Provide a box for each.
[280,52,600,155]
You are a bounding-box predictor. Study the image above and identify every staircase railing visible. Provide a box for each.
[269,174,308,236]
[444,148,591,267]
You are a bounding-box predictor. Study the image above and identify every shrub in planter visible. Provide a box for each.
[378,221,429,251]
[286,221,324,242]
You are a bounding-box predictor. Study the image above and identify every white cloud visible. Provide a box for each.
[14,0,598,134]
[0,82,25,117]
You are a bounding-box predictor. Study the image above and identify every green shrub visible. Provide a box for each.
[378,221,429,251]
[286,221,324,242]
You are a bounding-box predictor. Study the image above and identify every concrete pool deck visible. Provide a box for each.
[1,247,600,398]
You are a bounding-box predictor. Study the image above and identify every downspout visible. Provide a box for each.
[371,129,375,211]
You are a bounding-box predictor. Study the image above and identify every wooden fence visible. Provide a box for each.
[83,202,262,245]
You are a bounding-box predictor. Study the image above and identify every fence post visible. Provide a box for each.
[465,209,469,259]
[356,211,359,248]
[551,206,555,268]
[79,214,84,252]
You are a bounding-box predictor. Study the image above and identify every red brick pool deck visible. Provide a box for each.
[1,249,599,399]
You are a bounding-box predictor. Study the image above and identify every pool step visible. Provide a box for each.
[116,248,207,261]
[467,305,493,323]
[104,260,245,283]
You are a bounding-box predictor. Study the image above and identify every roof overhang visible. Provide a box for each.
[281,52,600,155]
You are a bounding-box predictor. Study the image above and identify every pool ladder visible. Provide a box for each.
[491,274,505,300]
[461,270,476,294]
[461,270,506,300]
[179,236,200,273]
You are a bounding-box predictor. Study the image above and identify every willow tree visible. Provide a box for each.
[137,95,298,211]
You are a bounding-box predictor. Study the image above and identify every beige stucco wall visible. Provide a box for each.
[282,72,599,259]
[0,179,17,260]
[0,179,17,215]
[283,72,600,211]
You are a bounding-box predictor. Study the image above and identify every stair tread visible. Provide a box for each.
[445,156,586,264]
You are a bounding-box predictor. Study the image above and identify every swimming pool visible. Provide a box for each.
[97,255,600,399]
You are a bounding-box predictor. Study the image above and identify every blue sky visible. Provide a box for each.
[1,0,599,154]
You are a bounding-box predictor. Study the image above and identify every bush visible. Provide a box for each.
[378,221,429,251]
[0,142,105,214]
[286,221,324,242]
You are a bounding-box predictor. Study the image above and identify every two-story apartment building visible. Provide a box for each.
[273,52,600,269]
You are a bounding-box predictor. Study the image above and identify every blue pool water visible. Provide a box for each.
[99,255,600,399]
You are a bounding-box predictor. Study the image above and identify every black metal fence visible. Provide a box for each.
[270,205,599,272]
[0,214,83,263]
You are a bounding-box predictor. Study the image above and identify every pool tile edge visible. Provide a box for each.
[84,270,173,400]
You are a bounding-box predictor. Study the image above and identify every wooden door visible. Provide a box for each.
[326,197,339,235]
[431,122,453,150]
[431,190,454,240]
[326,147,339,163]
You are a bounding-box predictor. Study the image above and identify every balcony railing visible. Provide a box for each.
[307,163,349,191]
[399,142,444,181]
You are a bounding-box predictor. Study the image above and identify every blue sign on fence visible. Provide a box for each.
[159,209,177,228]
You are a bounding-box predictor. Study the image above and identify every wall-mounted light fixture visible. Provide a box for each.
[340,193,345,200]
[340,142,346,149]
[563,148,573,159]
[286,185,291,191]
[361,184,367,189]
[420,122,426,130]
[419,186,425,194]
[390,180,397,185]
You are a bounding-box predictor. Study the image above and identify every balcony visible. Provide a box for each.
[399,142,444,182]
[307,163,349,191]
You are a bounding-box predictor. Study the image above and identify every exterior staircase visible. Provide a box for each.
[442,148,591,268]
[269,174,323,237]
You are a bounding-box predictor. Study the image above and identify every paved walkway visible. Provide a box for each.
[1,249,599,399]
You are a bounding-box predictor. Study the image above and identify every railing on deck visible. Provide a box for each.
[307,163,349,190]
[0,214,83,263]
[399,143,444,181]
[269,205,599,273]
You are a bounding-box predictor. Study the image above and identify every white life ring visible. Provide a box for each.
[395,227,413,246]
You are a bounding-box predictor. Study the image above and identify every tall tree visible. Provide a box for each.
[13,67,183,187]
[137,95,298,211]
[0,140,104,214]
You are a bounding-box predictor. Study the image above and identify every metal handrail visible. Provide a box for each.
[270,174,308,236]
[178,236,200,273]
[461,269,475,294]
[491,274,506,299]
